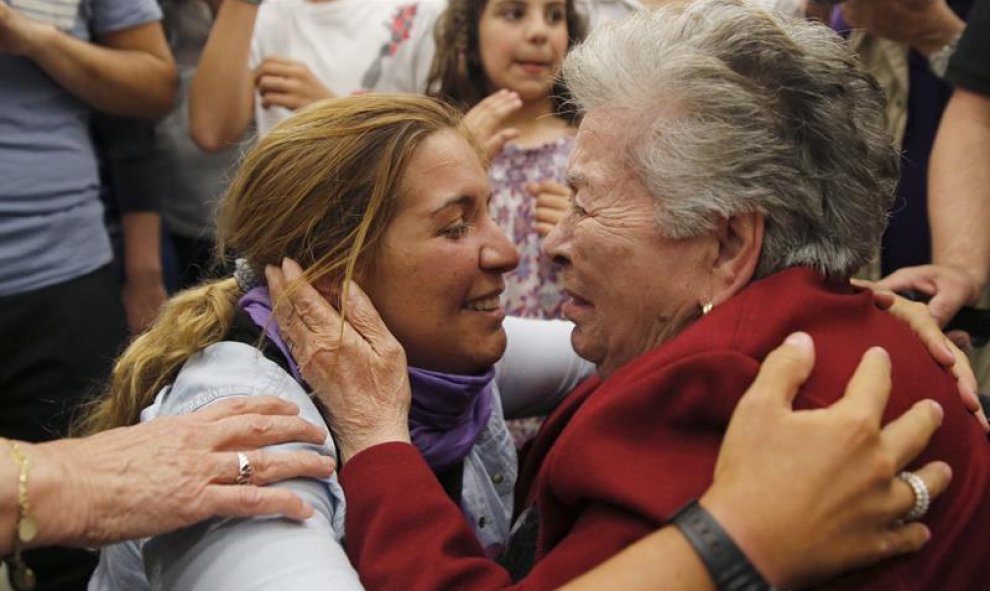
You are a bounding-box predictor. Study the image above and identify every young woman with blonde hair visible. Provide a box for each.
[83,93,589,590]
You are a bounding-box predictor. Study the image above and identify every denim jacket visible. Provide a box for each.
[89,340,518,591]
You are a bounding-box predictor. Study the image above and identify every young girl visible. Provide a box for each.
[429,0,587,319]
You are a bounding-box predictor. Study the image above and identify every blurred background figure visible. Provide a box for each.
[189,0,446,152]
[158,0,244,290]
[875,0,990,395]
[0,0,175,586]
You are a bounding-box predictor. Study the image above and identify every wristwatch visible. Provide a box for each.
[671,500,775,591]
[928,31,963,79]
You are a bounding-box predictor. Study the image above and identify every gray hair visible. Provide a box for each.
[562,0,898,278]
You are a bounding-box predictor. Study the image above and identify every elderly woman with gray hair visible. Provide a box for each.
[271,2,989,590]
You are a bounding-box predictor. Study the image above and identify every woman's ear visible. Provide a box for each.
[708,211,764,306]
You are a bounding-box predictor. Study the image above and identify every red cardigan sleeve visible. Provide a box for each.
[338,351,764,591]
[339,442,658,591]
[340,443,513,590]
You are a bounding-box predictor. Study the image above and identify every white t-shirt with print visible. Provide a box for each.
[249,0,445,136]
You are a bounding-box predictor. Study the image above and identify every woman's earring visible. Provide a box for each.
[701,301,714,315]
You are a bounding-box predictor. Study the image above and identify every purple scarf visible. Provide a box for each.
[238,287,493,471]
[407,366,494,472]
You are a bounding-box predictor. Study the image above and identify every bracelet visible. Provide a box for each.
[5,442,37,591]
[671,500,773,591]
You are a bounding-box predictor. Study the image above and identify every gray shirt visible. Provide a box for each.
[0,0,162,295]
[157,0,244,239]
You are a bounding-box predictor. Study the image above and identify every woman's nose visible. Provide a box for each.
[481,226,520,273]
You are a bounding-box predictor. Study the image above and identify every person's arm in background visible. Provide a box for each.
[0,3,175,118]
[874,0,990,330]
[840,0,964,57]
[188,0,258,151]
[881,89,990,326]
[496,317,594,419]
[92,113,168,333]
[121,212,168,332]
[0,397,334,554]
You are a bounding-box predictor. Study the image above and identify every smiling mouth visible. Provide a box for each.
[464,294,502,312]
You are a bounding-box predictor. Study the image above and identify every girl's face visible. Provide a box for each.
[361,129,520,375]
[478,0,569,103]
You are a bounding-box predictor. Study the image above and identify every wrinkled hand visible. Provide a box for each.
[0,2,53,57]
[122,271,167,334]
[463,89,522,159]
[855,279,988,432]
[702,333,951,588]
[841,0,963,55]
[255,56,335,111]
[32,396,334,548]
[267,258,411,463]
[529,180,571,236]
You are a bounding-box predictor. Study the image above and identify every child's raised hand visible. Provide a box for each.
[255,56,335,111]
[464,89,522,159]
[530,180,572,236]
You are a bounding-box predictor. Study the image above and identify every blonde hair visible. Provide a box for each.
[77,94,468,435]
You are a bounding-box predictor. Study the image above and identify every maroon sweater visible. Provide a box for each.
[339,267,990,590]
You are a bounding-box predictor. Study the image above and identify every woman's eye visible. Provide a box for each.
[546,6,566,25]
[443,222,472,240]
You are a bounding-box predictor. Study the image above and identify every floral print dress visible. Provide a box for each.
[489,137,575,320]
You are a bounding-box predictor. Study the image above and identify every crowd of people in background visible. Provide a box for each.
[1,0,988,589]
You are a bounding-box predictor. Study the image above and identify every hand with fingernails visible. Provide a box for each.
[267,259,412,463]
[874,264,984,348]
[856,279,989,433]
[2,396,334,553]
[701,333,950,588]
[463,89,523,160]
[255,56,335,111]
[561,334,950,591]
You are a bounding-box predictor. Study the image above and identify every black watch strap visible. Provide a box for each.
[671,500,774,591]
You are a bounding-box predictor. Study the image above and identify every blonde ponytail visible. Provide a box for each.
[76,278,241,435]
